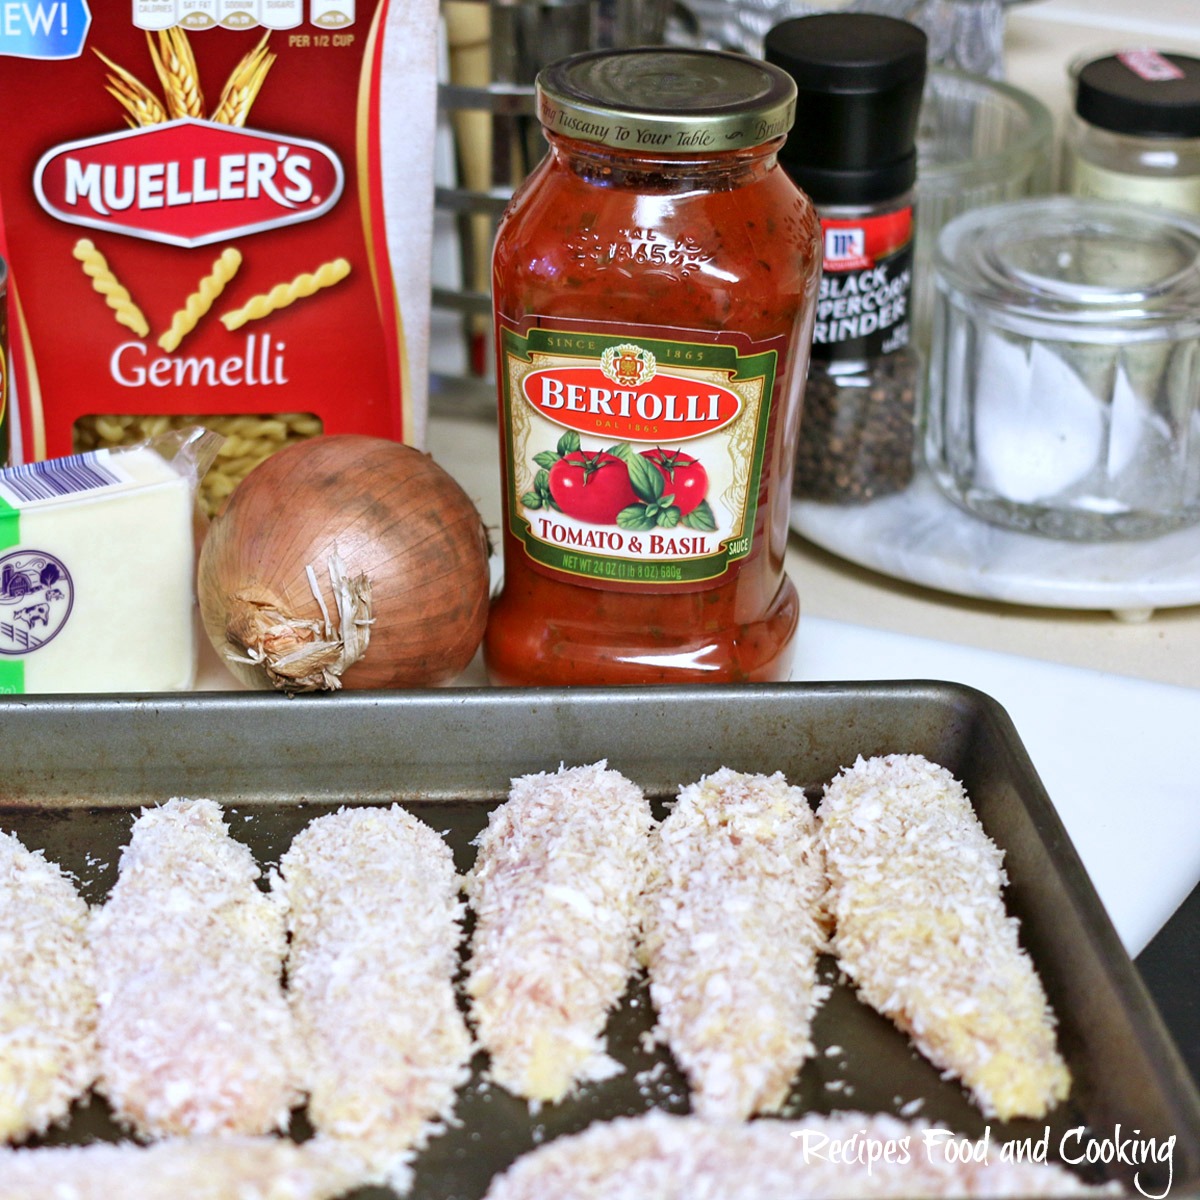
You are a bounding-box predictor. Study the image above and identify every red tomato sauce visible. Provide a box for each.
[485,97,821,686]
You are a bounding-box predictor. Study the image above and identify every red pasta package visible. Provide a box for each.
[0,0,436,513]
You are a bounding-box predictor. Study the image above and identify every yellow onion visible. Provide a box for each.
[197,434,490,692]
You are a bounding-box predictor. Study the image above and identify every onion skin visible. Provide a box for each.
[198,435,491,692]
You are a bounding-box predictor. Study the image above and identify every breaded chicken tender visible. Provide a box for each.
[464,761,654,1106]
[0,1135,361,1200]
[483,1110,1116,1199]
[278,805,473,1192]
[0,829,97,1141]
[641,768,827,1119]
[817,754,1071,1119]
[90,798,301,1138]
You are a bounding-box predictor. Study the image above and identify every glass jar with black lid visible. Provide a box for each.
[1064,48,1200,215]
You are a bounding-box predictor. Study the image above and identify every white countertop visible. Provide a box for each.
[792,616,1200,959]
[1007,0,1200,139]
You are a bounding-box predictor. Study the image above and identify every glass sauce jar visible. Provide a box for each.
[485,48,822,686]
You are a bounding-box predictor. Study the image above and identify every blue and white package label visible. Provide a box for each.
[0,0,91,60]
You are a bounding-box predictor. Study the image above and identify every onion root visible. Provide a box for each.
[223,552,372,692]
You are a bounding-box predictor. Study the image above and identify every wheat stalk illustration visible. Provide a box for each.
[210,33,276,127]
[148,27,206,119]
[94,28,273,129]
[94,47,168,127]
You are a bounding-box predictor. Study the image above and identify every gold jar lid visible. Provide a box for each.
[536,47,797,154]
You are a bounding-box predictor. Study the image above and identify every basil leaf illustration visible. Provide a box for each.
[682,500,717,531]
[616,505,658,532]
[625,451,664,504]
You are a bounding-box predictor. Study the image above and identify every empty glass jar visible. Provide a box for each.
[926,196,1200,541]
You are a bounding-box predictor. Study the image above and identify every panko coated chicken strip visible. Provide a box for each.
[464,761,655,1107]
[817,753,1071,1120]
[278,805,473,1193]
[640,768,827,1120]
[90,797,301,1138]
[0,1135,361,1200]
[0,829,97,1141]
[482,1110,1118,1200]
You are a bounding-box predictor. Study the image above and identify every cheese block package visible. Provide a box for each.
[0,427,220,694]
[0,2,436,512]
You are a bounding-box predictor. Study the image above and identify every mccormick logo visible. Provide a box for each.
[34,119,344,248]
[824,226,869,269]
[522,343,742,441]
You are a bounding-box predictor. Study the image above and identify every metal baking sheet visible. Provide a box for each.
[1,681,1198,1200]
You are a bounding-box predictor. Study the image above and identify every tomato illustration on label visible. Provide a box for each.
[641,447,708,516]
[547,450,637,524]
[525,430,715,531]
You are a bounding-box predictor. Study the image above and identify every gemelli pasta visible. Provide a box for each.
[72,239,149,339]
[73,412,324,516]
[158,247,243,353]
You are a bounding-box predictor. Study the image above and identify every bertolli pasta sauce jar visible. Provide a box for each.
[486,48,822,686]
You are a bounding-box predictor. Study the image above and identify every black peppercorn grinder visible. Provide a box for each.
[766,12,928,504]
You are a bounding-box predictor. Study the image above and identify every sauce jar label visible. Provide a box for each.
[499,321,780,589]
[812,206,914,360]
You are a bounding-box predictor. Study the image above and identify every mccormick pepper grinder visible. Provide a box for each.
[765,13,928,504]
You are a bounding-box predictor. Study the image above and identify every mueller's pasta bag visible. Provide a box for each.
[0,0,436,512]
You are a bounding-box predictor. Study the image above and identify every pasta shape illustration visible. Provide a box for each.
[72,238,148,338]
[220,259,351,331]
[158,247,243,352]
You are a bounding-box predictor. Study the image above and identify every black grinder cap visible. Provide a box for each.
[764,12,928,206]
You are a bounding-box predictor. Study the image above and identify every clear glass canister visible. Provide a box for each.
[485,48,823,686]
[926,196,1200,540]
[1063,49,1200,214]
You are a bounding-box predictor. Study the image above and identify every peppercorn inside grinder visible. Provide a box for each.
[766,13,927,504]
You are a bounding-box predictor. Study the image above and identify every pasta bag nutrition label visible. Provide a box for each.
[131,2,351,31]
